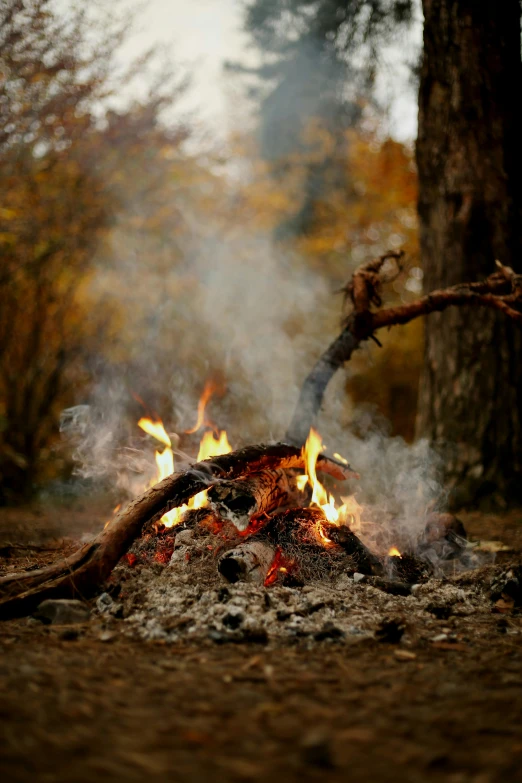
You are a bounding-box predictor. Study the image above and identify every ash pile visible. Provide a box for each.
[95,462,512,647]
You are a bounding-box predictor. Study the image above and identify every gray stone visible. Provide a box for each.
[34,599,90,626]
[96,592,113,612]
[96,592,123,618]
[353,572,366,583]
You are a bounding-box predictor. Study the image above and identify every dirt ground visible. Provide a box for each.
[1,501,522,783]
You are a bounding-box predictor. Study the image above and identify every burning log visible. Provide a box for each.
[218,541,276,584]
[208,469,307,532]
[0,443,349,619]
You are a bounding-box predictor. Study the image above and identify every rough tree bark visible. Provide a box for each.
[416,0,522,506]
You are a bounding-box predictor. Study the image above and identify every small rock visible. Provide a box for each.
[96,592,113,612]
[99,630,115,642]
[208,628,226,644]
[353,573,366,583]
[96,592,123,619]
[394,649,417,661]
[491,567,522,605]
[432,633,448,642]
[33,599,90,626]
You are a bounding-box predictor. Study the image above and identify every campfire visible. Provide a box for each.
[108,385,471,598]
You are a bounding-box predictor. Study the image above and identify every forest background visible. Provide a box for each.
[0,0,502,506]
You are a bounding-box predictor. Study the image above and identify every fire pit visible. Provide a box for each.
[1,251,519,627]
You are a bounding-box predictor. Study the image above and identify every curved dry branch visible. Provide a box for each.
[286,257,522,445]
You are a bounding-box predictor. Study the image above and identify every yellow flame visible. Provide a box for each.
[197,430,232,461]
[388,546,402,557]
[298,429,364,546]
[296,474,308,491]
[138,418,171,448]
[139,414,233,528]
[154,446,174,481]
[333,452,348,465]
[301,428,340,526]
[337,495,364,532]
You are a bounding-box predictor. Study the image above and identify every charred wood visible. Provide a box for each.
[208,469,307,531]
[386,553,433,584]
[261,508,353,583]
[365,577,412,596]
[418,512,468,563]
[327,525,384,576]
[218,541,276,584]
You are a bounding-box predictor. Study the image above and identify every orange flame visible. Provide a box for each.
[185,378,225,434]
[388,547,402,558]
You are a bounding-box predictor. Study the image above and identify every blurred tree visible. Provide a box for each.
[233,0,415,237]
[0,0,187,500]
[416,1,522,506]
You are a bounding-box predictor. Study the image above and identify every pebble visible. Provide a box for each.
[394,649,417,661]
[353,573,366,583]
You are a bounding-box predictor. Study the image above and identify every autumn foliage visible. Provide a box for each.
[0,0,421,501]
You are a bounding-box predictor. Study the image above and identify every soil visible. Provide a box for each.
[1,500,522,783]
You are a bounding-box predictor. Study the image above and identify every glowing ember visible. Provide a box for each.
[264,548,294,586]
[388,547,402,558]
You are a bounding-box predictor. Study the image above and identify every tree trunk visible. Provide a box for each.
[416,0,522,506]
